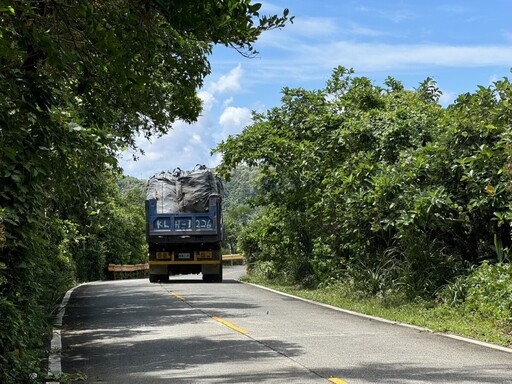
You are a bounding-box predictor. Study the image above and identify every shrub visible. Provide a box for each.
[465,262,512,325]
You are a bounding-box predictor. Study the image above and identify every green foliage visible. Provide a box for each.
[465,262,512,324]
[222,166,261,254]
[0,215,76,383]
[1,1,291,381]
[215,66,512,310]
[436,261,512,336]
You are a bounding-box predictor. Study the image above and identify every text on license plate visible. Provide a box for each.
[177,253,192,260]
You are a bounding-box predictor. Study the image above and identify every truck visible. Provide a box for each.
[145,166,223,283]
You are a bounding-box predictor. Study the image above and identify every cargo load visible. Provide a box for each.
[146,166,223,213]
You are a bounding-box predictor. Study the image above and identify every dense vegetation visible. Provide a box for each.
[215,67,512,343]
[222,166,261,254]
[0,1,290,382]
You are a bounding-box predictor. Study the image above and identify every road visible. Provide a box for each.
[61,265,512,383]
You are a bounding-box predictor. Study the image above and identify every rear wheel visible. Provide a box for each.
[202,264,223,283]
[149,274,159,283]
[160,273,170,283]
[149,274,169,283]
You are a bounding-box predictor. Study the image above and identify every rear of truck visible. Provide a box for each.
[145,168,224,283]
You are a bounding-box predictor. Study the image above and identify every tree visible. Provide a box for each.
[0,2,292,381]
[222,166,261,254]
[215,66,512,296]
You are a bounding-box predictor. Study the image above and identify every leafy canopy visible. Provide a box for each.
[215,66,512,299]
[0,2,292,382]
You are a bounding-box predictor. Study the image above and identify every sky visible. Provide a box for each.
[119,0,512,180]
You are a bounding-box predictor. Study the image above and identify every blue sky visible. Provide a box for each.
[120,0,512,180]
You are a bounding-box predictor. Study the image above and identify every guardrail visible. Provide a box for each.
[222,254,244,265]
[108,263,149,280]
[108,254,244,280]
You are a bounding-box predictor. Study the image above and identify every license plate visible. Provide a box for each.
[198,251,212,258]
[175,218,192,230]
[156,252,170,259]
[177,252,192,260]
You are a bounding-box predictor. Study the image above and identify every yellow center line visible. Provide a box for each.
[167,290,345,383]
[328,378,349,384]
[212,316,249,335]
[170,292,186,301]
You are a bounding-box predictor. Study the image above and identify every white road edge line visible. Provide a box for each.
[240,280,512,354]
[47,283,84,384]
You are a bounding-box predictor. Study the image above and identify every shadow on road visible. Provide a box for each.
[325,362,512,383]
[61,276,512,384]
[64,333,307,383]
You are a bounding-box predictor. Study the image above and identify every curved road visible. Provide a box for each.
[61,265,512,383]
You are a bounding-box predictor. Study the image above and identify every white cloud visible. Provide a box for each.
[219,106,252,128]
[291,17,340,37]
[119,121,213,178]
[223,97,234,107]
[260,1,282,14]
[439,89,458,107]
[119,64,248,179]
[209,64,243,94]
[247,42,512,82]
[218,106,252,140]
[435,5,469,15]
[346,22,389,38]
[198,90,216,112]
[355,6,415,23]
[303,42,512,71]
[259,16,391,48]
[257,16,339,50]
[214,38,512,95]
[191,133,202,143]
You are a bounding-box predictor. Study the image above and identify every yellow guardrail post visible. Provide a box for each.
[222,254,244,265]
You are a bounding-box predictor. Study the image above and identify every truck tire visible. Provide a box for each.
[149,274,169,283]
[203,265,223,283]
[149,274,159,283]
[202,274,215,283]
[160,274,170,283]
[212,273,223,283]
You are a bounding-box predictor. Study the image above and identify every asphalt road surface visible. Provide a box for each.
[61,265,512,383]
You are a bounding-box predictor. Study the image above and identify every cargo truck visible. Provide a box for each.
[145,167,223,283]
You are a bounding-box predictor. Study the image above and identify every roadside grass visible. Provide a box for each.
[240,275,512,348]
